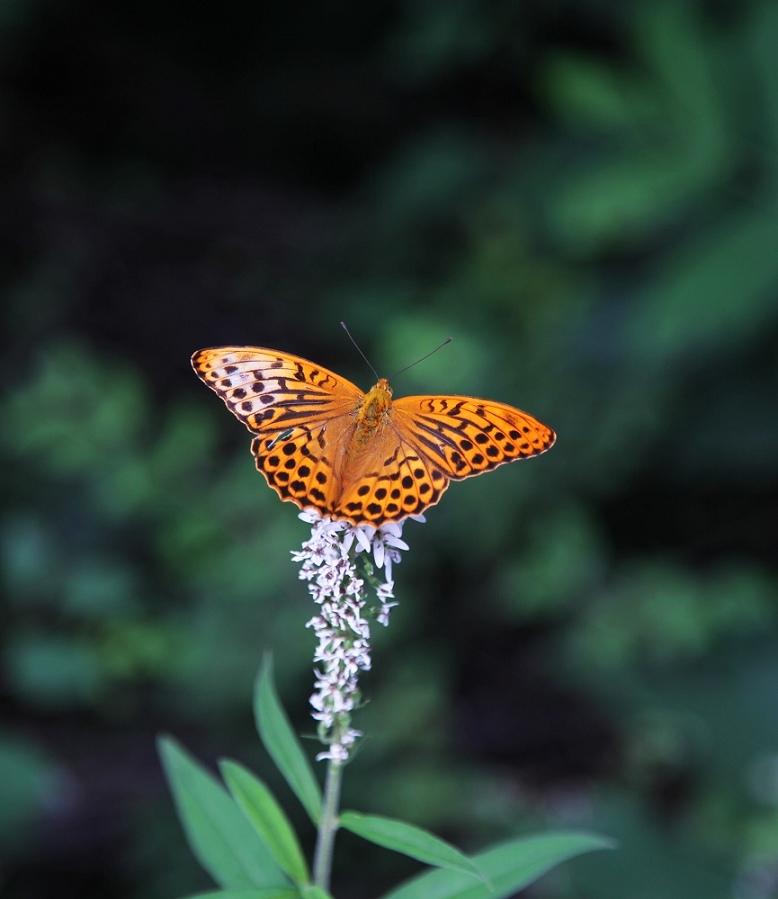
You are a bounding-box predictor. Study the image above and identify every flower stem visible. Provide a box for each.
[313,757,343,891]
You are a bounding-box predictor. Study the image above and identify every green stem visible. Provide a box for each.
[313,757,343,891]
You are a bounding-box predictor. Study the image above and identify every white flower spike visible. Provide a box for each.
[293,510,413,763]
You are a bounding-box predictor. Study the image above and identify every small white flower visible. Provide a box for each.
[354,526,374,554]
[377,602,398,627]
[373,538,385,569]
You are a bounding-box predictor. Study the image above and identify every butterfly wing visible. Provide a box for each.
[393,394,555,476]
[329,394,556,525]
[192,346,364,516]
[331,422,451,524]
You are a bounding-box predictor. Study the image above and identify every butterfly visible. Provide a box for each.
[191,346,556,527]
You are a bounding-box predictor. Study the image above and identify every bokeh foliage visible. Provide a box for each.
[1,1,777,897]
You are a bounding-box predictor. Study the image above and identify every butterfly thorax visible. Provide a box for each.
[353,378,393,449]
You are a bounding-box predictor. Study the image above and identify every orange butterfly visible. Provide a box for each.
[192,346,555,526]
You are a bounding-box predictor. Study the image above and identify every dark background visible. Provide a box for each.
[2,1,778,897]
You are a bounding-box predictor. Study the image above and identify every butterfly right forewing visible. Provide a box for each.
[392,394,555,480]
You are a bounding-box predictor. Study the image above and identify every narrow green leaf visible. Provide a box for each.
[379,831,615,899]
[340,811,484,882]
[186,890,301,899]
[184,887,332,899]
[158,736,287,890]
[221,759,310,887]
[255,657,323,825]
[626,208,778,363]
[300,887,335,899]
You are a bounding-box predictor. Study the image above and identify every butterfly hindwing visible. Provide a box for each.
[333,427,450,524]
[250,421,351,517]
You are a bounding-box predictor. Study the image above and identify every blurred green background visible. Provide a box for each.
[1,1,777,897]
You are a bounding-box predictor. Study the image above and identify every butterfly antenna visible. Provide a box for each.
[341,321,380,380]
[389,337,453,380]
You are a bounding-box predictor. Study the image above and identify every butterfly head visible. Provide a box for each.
[375,377,392,396]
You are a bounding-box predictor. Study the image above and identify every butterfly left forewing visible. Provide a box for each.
[192,346,364,517]
[392,394,555,480]
[191,346,363,436]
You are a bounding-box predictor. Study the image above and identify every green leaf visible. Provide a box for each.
[378,831,615,899]
[254,657,323,824]
[186,891,300,899]
[300,888,335,899]
[221,759,310,887]
[158,736,287,890]
[340,811,484,882]
[626,208,778,363]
